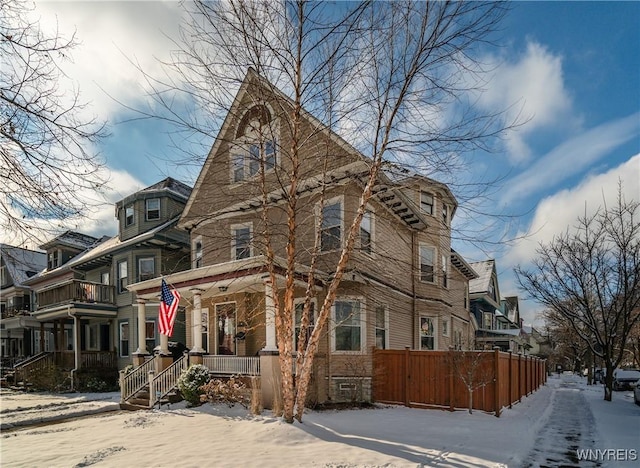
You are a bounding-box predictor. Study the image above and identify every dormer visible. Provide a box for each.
[39,231,99,271]
[115,177,192,242]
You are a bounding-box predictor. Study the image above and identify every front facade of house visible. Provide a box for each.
[20,178,192,385]
[0,245,47,362]
[128,71,479,404]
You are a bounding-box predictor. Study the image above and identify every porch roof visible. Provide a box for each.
[31,303,118,321]
[127,255,326,301]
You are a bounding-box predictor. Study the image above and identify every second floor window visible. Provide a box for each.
[232,225,252,260]
[193,238,203,268]
[146,198,160,220]
[138,257,155,282]
[419,245,435,283]
[125,205,134,226]
[360,210,373,254]
[483,312,493,330]
[320,200,342,252]
[117,260,128,293]
[101,272,110,285]
[441,254,448,288]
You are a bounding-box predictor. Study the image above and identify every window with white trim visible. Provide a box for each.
[441,254,448,288]
[117,260,128,293]
[294,299,316,352]
[483,312,493,330]
[231,139,277,182]
[420,191,434,215]
[420,316,436,350]
[360,210,373,254]
[145,198,160,221]
[320,198,342,252]
[86,324,99,350]
[332,299,365,352]
[442,318,449,337]
[419,245,435,283]
[231,224,252,260]
[375,305,388,349]
[119,321,129,357]
[125,205,135,226]
[193,237,203,268]
[442,203,449,225]
[138,257,155,282]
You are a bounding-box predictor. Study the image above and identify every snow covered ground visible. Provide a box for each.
[1,373,637,467]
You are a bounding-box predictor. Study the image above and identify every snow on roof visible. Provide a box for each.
[468,260,494,294]
[119,177,192,206]
[39,230,100,251]
[0,244,47,287]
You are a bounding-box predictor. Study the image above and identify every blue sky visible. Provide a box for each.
[30,1,639,326]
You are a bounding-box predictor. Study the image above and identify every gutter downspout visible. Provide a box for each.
[411,231,417,349]
[68,306,79,390]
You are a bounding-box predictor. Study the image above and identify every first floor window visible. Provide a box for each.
[375,305,388,349]
[442,318,449,337]
[101,271,110,285]
[333,299,363,352]
[454,329,463,350]
[86,324,98,350]
[145,320,156,351]
[419,245,435,283]
[420,316,435,350]
[320,200,342,252]
[294,300,316,351]
[120,322,129,357]
[232,225,252,260]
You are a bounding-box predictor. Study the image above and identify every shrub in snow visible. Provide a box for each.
[200,376,250,408]
[177,364,211,406]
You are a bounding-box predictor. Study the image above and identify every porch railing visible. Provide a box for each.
[37,280,116,308]
[53,351,117,369]
[202,355,260,376]
[149,354,189,407]
[120,356,156,404]
[13,352,53,384]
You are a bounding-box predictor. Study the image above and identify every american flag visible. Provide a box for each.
[158,279,180,336]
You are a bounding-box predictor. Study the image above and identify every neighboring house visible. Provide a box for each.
[0,245,47,362]
[22,178,192,386]
[127,69,478,404]
[469,261,528,353]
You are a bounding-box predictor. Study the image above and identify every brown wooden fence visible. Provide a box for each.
[372,348,546,417]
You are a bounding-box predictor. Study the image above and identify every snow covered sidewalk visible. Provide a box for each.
[0,374,637,467]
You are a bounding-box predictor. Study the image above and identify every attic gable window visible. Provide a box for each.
[125,205,135,226]
[360,210,373,254]
[231,139,277,183]
[47,251,59,270]
[145,198,160,221]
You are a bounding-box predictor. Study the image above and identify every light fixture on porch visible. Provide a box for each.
[218,285,228,292]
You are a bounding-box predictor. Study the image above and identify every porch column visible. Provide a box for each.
[263,279,277,351]
[133,299,149,366]
[190,289,205,361]
[73,315,81,370]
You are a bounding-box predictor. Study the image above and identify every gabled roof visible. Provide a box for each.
[468,260,495,294]
[39,231,100,251]
[0,245,47,287]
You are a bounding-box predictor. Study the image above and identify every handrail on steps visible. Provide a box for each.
[149,353,189,408]
[119,356,156,404]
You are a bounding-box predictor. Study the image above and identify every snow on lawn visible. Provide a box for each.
[0,374,637,468]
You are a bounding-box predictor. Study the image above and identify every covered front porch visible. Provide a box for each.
[126,256,324,407]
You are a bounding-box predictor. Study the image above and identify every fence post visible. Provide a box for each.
[404,347,410,407]
[518,353,523,403]
[508,351,513,409]
[449,350,454,412]
[148,370,156,408]
[494,347,501,417]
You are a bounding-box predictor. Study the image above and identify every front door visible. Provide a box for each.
[216,302,236,355]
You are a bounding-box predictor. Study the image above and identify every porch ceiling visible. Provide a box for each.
[31,303,118,321]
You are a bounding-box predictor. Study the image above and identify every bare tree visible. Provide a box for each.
[1,0,107,243]
[448,346,495,414]
[516,188,640,400]
[134,0,514,423]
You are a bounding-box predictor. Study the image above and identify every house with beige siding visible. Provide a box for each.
[127,70,478,405]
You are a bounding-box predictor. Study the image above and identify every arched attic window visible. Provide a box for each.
[231,105,278,183]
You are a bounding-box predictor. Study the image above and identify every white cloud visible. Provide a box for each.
[505,153,640,268]
[500,113,640,204]
[477,41,575,163]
